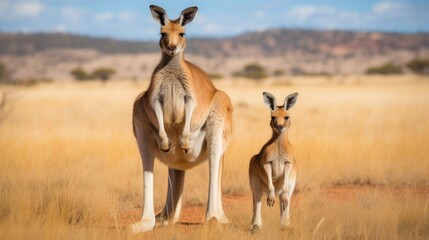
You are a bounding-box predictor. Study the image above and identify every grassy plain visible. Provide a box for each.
[0,76,428,239]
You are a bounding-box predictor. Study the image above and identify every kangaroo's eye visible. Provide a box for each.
[160,33,166,38]
[179,33,185,37]
[284,116,290,120]
[271,117,276,121]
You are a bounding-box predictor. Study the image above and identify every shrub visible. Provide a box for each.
[70,68,90,81]
[0,62,14,84]
[91,68,116,82]
[234,63,268,80]
[366,63,403,75]
[406,58,429,75]
[0,62,5,82]
[273,69,285,77]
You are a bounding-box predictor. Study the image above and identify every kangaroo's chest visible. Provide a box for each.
[157,74,189,126]
[264,146,291,180]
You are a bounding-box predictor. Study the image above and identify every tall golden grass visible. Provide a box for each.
[0,77,428,239]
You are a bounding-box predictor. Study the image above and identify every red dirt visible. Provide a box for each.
[115,185,428,229]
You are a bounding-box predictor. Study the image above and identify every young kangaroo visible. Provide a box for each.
[249,92,298,232]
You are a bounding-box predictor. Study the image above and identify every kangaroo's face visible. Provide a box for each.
[150,5,198,57]
[160,22,186,56]
[262,92,298,135]
[270,107,290,134]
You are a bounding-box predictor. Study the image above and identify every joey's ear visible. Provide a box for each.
[150,5,169,26]
[263,92,277,111]
[179,6,198,26]
[284,92,298,110]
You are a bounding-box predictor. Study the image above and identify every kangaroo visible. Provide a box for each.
[249,92,298,232]
[131,5,232,233]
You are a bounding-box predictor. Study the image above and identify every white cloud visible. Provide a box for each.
[0,1,10,16]
[372,1,404,14]
[202,23,222,33]
[94,12,113,22]
[254,10,266,18]
[287,6,336,22]
[52,24,67,33]
[13,2,43,17]
[117,11,137,22]
[61,6,86,23]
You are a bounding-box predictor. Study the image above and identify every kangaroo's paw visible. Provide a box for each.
[179,135,190,154]
[267,192,275,207]
[160,138,171,152]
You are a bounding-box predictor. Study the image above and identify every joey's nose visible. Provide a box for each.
[276,126,285,133]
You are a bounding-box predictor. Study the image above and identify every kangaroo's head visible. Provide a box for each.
[262,92,298,135]
[150,5,198,56]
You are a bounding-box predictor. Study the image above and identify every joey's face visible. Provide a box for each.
[159,22,186,56]
[262,91,298,135]
[270,107,290,134]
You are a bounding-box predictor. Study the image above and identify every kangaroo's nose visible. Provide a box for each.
[167,45,177,52]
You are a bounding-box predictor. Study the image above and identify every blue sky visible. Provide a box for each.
[0,0,428,40]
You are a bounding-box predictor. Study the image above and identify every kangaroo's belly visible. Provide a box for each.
[159,79,187,127]
[155,129,208,170]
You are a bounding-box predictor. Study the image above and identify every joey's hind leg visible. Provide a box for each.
[280,166,296,227]
[152,100,170,152]
[179,96,195,153]
[279,193,291,227]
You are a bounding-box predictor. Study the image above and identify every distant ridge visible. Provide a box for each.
[0,32,158,55]
[1,29,429,57]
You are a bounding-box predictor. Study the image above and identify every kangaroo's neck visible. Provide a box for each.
[159,52,185,71]
[270,130,289,147]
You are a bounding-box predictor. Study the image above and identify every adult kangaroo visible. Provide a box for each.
[131,5,233,233]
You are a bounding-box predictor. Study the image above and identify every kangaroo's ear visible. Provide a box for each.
[284,92,298,110]
[150,5,169,26]
[263,92,277,111]
[179,6,198,26]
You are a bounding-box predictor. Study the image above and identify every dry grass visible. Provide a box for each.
[0,76,428,239]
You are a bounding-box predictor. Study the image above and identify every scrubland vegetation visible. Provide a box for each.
[0,76,428,239]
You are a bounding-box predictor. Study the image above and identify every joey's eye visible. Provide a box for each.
[179,32,185,37]
[271,116,276,121]
[160,33,166,38]
[284,116,290,120]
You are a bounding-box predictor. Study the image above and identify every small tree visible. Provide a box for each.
[235,63,268,80]
[70,67,90,80]
[406,58,429,75]
[0,62,14,84]
[273,69,285,77]
[91,67,116,82]
[366,63,403,75]
[0,62,5,82]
